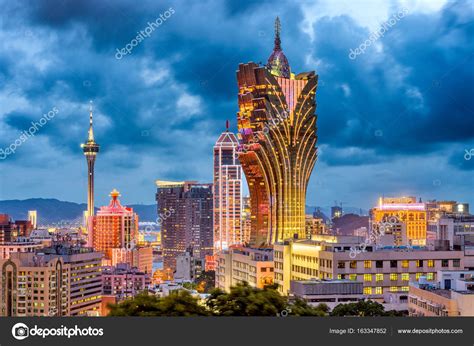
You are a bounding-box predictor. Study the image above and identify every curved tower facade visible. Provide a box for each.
[237,17,318,246]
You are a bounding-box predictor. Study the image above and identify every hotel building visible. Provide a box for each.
[371,197,427,245]
[156,181,213,276]
[274,236,465,301]
[215,246,274,292]
[213,123,243,252]
[0,246,102,316]
[90,189,139,261]
[236,17,318,245]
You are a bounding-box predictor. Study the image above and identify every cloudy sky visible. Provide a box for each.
[0,0,473,209]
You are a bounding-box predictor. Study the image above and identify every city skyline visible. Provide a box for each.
[1,0,473,210]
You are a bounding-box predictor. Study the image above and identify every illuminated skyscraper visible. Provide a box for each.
[237,17,318,245]
[213,121,243,252]
[156,181,213,276]
[90,189,139,260]
[81,102,100,222]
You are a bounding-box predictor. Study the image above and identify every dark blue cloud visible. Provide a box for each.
[0,0,472,208]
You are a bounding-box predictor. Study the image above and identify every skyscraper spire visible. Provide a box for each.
[274,16,281,51]
[88,100,95,142]
[266,16,290,78]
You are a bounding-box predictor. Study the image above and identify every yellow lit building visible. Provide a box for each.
[215,247,274,292]
[274,237,464,298]
[236,18,318,246]
[371,196,427,245]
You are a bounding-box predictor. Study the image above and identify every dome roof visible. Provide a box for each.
[266,17,290,78]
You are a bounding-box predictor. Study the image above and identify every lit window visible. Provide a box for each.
[364,274,373,282]
[427,272,434,280]
[375,274,384,282]
[364,261,371,269]
[427,260,434,268]
[349,274,357,281]
[375,287,382,294]
[402,260,409,268]
[390,273,398,281]
[389,286,398,292]
[363,287,373,295]
[401,273,410,281]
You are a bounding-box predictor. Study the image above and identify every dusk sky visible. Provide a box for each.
[0,0,473,209]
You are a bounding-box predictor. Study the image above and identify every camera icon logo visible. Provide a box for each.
[12,323,29,340]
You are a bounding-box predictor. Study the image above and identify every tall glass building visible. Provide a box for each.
[213,122,243,252]
[237,17,318,246]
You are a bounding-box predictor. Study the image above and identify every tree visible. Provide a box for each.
[206,282,287,316]
[288,299,329,316]
[330,300,388,317]
[108,290,210,316]
[195,270,215,293]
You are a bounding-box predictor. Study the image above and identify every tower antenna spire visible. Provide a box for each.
[88,100,95,142]
[226,119,230,132]
[274,16,281,51]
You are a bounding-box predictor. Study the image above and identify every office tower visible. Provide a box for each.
[90,189,139,260]
[0,246,102,316]
[213,121,243,252]
[156,181,213,276]
[28,210,37,229]
[371,197,427,246]
[81,103,100,223]
[236,17,318,245]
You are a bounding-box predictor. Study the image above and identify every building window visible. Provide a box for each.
[416,260,423,268]
[441,259,449,267]
[390,273,398,281]
[401,286,409,292]
[390,260,397,268]
[349,274,357,281]
[363,287,373,295]
[375,287,382,294]
[364,260,372,269]
[427,260,434,268]
[389,286,398,292]
[375,274,384,282]
[401,273,410,281]
[453,259,460,268]
[375,261,383,268]
[427,272,434,280]
[338,261,345,269]
[350,261,357,269]
[402,260,409,268]
[364,274,373,282]
[416,273,423,280]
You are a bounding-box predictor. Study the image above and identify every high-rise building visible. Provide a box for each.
[81,102,100,226]
[213,121,243,252]
[156,181,213,276]
[0,246,102,316]
[28,210,37,229]
[90,189,139,260]
[236,17,318,245]
[371,196,427,246]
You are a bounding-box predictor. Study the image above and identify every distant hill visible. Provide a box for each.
[0,198,157,224]
[0,199,365,226]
